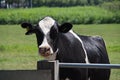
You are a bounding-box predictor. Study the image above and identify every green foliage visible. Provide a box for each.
[100,1,120,23]
[30,0,113,7]
[0,6,120,24]
[4,0,119,8]
[100,1,120,11]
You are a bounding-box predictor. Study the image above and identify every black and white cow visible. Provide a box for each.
[21,17,110,80]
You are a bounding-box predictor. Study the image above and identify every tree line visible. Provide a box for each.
[32,0,113,7]
[0,0,120,8]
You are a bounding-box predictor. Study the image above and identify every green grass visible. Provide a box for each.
[0,24,120,80]
[0,25,41,69]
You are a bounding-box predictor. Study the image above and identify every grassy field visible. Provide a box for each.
[0,24,120,80]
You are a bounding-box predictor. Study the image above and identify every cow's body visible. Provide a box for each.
[55,31,110,80]
[21,17,110,80]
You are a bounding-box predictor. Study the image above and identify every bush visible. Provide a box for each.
[100,1,120,12]
[0,6,120,24]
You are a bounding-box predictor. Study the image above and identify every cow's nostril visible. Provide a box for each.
[39,48,45,53]
[46,47,50,51]
[39,47,50,54]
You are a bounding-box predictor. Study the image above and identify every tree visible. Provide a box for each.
[0,0,1,8]
[87,0,91,5]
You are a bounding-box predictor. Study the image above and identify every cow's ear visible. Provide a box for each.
[59,23,73,33]
[21,22,32,29]
[21,22,34,35]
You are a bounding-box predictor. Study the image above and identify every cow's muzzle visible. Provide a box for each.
[39,47,51,57]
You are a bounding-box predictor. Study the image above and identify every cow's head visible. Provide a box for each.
[21,17,72,60]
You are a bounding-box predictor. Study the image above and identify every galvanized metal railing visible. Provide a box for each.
[59,63,120,69]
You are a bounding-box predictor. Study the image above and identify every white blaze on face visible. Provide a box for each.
[38,17,55,54]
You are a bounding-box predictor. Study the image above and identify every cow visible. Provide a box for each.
[21,16,110,80]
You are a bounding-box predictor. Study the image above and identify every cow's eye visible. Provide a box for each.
[50,26,58,40]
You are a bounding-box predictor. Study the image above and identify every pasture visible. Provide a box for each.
[0,24,120,80]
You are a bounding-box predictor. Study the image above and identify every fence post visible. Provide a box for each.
[37,60,59,80]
